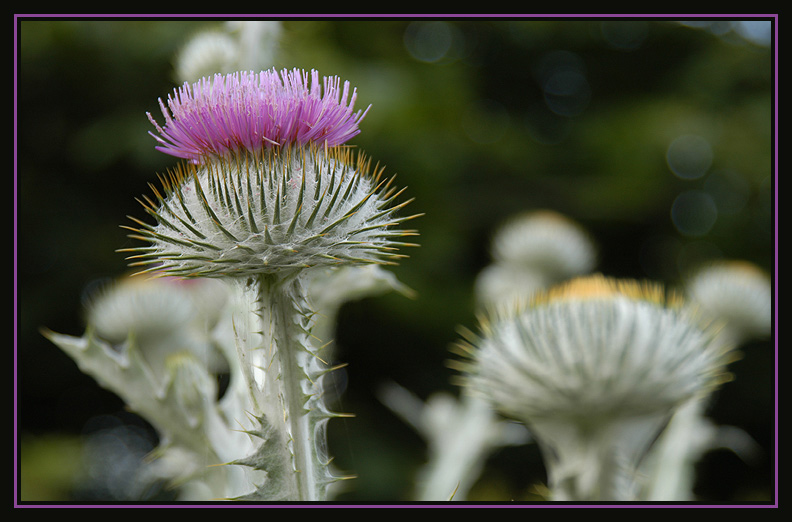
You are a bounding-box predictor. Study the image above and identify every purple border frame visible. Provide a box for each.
[13,13,779,509]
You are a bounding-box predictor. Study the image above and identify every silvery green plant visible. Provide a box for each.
[379,382,530,501]
[453,275,736,501]
[46,68,419,501]
[380,210,595,501]
[468,213,766,502]
[641,260,770,501]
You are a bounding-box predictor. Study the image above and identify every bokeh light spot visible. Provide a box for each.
[704,169,750,216]
[404,21,454,63]
[666,134,713,180]
[535,50,591,117]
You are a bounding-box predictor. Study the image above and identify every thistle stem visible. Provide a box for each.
[532,414,667,501]
[252,272,328,501]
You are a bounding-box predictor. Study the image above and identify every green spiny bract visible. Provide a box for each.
[121,145,418,279]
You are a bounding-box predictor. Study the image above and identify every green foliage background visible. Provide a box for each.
[17,17,775,503]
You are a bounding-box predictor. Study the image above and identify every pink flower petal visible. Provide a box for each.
[147,68,370,162]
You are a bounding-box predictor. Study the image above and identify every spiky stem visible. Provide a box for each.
[267,273,321,500]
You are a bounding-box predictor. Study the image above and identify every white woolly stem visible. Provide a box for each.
[267,275,315,499]
[249,272,331,501]
[642,397,709,500]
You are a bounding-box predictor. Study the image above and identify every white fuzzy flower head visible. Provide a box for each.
[490,210,597,280]
[122,145,418,279]
[81,275,231,387]
[474,263,549,310]
[453,275,736,500]
[475,210,597,309]
[174,30,240,83]
[174,22,284,84]
[686,260,772,345]
[86,276,198,344]
[460,274,733,423]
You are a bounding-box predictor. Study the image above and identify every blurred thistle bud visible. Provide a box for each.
[490,210,596,278]
[174,30,239,83]
[86,276,198,345]
[84,275,231,379]
[475,210,596,308]
[685,260,772,345]
[225,21,282,75]
[174,22,283,84]
[453,274,736,501]
[475,264,549,311]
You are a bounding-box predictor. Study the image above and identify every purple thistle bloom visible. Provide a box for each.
[147,68,370,162]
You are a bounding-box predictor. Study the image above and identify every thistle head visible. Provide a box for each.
[127,68,417,280]
[147,68,370,162]
[489,210,597,279]
[454,274,738,500]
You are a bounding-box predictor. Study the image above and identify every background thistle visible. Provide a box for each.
[641,260,772,501]
[454,275,737,501]
[686,261,772,346]
[172,22,283,83]
[475,210,597,309]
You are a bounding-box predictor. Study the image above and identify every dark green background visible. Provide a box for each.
[17,17,775,503]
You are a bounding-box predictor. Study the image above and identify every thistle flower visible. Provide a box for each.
[173,22,283,83]
[84,276,230,379]
[114,68,417,501]
[86,276,228,344]
[147,68,369,162]
[453,275,735,501]
[128,69,416,280]
[173,30,239,83]
[641,260,771,501]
